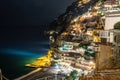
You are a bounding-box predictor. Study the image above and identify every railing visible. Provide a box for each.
[0,69,2,80]
[0,69,9,80]
[36,75,65,80]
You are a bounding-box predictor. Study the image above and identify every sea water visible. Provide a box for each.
[0,0,75,79]
[0,39,50,79]
[0,27,50,79]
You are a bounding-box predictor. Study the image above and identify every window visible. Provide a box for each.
[119,47,120,57]
[116,35,120,44]
[114,35,120,44]
[114,36,117,43]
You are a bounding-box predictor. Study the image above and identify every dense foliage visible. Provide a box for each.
[114,21,120,30]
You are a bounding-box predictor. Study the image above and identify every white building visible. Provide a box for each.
[99,12,120,43]
[110,29,120,45]
[104,12,120,30]
[99,30,110,43]
[99,29,120,44]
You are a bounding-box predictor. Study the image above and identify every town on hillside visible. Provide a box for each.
[17,0,120,80]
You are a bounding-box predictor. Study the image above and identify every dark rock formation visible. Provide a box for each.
[48,0,99,35]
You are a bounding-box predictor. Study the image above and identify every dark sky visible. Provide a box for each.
[0,0,75,26]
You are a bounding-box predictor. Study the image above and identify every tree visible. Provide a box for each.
[114,22,120,30]
[70,70,78,80]
[65,76,73,80]
[64,70,78,80]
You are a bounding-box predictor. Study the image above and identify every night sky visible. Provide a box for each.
[0,0,75,26]
[0,1,75,79]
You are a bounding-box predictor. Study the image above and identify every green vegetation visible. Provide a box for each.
[65,76,73,80]
[65,70,78,80]
[70,70,78,80]
[114,21,120,30]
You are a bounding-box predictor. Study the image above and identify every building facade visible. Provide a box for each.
[104,12,120,30]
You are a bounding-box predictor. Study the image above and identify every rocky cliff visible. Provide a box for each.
[48,0,99,35]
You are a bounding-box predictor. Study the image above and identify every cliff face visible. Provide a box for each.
[49,0,99,34]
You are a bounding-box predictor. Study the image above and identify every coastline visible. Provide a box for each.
[25,50,52,68]
[15,0,100,79]
[15,50,52,80]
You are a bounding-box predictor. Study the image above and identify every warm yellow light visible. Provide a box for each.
[89,61,94,65]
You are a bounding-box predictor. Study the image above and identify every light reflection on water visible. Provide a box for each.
[0,41,49,79]
[0,49,42,57]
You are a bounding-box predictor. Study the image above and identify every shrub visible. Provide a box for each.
[114,21,120,30]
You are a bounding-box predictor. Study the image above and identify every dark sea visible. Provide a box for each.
[0,27,50,79]
[0,0,75,79]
